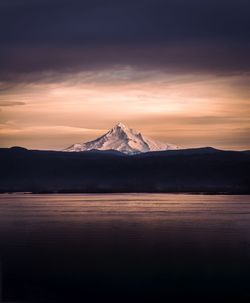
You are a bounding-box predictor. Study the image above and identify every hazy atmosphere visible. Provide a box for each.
[1,2,250,302]
[0,0,250,150]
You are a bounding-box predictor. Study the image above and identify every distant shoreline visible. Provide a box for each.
[1,191,249,195]
[1,147,249,195]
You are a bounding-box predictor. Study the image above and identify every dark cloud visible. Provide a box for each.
[0,0,250,81]
[0,101,26,107]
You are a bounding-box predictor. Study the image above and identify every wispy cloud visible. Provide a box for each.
[0,101,26,107]
[0,69,249,150]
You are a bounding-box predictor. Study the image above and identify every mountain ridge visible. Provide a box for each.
[1,147,249,194]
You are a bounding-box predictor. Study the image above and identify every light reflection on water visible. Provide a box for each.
[1,193,250,218]
[1,193,250,235]
[0,193,250,302]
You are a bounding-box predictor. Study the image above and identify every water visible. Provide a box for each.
[0,194,250,302]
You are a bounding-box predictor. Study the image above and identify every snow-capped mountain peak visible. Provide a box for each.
[114,122,128,130]
[64,123,179,154]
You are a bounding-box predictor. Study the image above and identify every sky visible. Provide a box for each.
[0,0,250,150]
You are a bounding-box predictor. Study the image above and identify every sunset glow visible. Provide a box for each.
[0,0,249,150]
[1,69,249,150]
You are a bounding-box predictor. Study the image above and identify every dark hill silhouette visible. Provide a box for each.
[0,147,249,193]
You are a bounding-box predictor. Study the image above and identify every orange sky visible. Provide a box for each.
[0,68,249,150]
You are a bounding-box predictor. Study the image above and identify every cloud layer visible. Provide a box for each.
[0,0,250,79]
[0,0,249,150]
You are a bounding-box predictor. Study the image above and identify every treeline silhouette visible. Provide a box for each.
[0,147,249,194]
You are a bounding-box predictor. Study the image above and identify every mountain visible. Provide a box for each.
[64,122,178,154]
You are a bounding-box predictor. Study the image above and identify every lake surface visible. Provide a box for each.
[0,194,250,302]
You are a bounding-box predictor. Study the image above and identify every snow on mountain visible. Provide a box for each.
[64,122,179,154]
